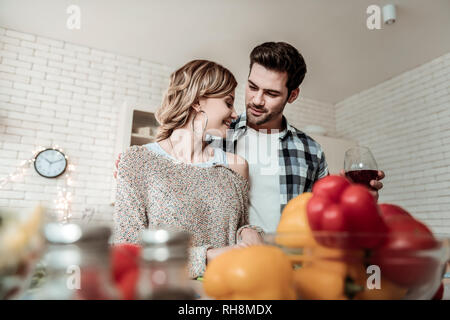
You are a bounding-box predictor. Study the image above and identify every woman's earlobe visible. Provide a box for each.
[191,102,201,113]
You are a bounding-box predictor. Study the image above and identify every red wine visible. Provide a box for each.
[345,170,378,188]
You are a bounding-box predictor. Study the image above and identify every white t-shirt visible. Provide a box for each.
[236,127,284,233]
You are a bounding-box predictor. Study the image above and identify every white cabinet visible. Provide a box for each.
[112,102,160,205]
[115,102,160,156]
[129,110,158,146]
[309,135,358,174]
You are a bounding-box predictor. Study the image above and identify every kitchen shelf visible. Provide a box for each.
[130,135,155,146]
[131,133,156,139]
[129,110,159,146]
[113,103,161,205]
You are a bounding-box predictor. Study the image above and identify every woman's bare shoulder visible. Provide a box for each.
[225,152,249,181]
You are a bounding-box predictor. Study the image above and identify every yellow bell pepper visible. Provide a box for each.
[293,248,366,300]
[294,257,407,300]
[304,246,365,276]
[203,245,297,300]
[293,266,349,300]
[276,192,317,249]
[347,263,408,300]
[354,279,408,300]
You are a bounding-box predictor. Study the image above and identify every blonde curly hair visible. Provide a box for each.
[155,60,237,141]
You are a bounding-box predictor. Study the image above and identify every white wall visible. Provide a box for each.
[336,52,450,236]
[285,96,336,136]
[0,27,335,223]
[0,27,171,222]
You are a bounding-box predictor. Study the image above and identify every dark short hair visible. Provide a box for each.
[249,42,307,96]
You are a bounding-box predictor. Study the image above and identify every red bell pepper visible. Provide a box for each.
[117,269,139,300]
[306,175,388,249]
[111,243,141,299]
[111,244,141,284]
[378,203,413,219]
[370,209,440,288]
[432,283,444,300]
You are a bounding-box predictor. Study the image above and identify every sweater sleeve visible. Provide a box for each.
[188,245,214,279]
[112,146,150,244]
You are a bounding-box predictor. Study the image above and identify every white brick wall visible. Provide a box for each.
[0,27,174,222]
[336,52,450,237]
[285,97,336,136]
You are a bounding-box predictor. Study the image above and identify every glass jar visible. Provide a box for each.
[28,223,119,300]
[137,229,196,300]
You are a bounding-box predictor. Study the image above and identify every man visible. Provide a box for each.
[115,41,384,233]
[218,41,384,232]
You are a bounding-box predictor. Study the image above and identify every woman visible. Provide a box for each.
[113,60,264,278]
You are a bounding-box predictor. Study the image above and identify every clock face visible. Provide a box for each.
[34,149,68,178]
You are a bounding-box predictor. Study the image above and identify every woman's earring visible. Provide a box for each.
[191,110,208,138]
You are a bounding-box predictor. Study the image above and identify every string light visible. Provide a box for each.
[0,146,76,223]
[0,158,34,188]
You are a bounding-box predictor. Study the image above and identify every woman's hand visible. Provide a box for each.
[206,244,245,263]
[113,153,122,179]
[206,228,264,263]
[239,228,264,246]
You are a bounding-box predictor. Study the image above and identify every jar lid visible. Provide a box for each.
[140,229,191,262]
[43,223,112,269]
[44,223,83,244]
[44,223,111,245]
[77,225,111,245]
[140,229,190,246]
[45,245,82,268]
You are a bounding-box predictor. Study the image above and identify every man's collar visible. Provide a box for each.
[234,111,248,130]
[283,118,298,139]
[235,111,296,140]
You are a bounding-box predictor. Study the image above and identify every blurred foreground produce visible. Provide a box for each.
[270,175,449,300]
[370,204,440,287]
[111,230,195,300]
[277,192,316,248]
[306,175,387,249]
[203,245,296,300]
[0,206,45,299]
[111,243,141,300]
[203,245,297,300]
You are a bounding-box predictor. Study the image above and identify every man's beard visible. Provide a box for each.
[246,104,279,126]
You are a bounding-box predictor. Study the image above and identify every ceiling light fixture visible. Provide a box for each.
[383,4,397,25]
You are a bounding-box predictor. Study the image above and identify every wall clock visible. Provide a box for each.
[34,148,68,178]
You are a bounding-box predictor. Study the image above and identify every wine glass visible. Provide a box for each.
[344,146,379,189]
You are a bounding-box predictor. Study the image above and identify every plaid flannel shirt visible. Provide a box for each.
[218,112,329,213]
